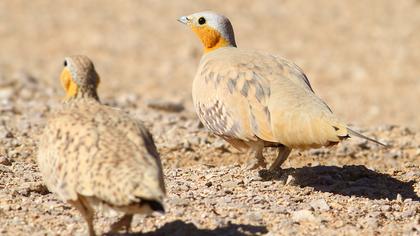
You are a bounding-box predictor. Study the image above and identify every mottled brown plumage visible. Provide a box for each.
[179,12,385,171]
[37,55,165,235]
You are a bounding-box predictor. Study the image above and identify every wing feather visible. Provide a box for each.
[37,102,165,206]
[194,48,349,149]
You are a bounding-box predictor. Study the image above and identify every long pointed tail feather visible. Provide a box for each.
[347,128,388,147]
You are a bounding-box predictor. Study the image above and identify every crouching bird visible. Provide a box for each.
[178,11,386,171]
[37,55,165,235]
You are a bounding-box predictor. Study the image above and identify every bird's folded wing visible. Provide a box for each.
[195,49,349,148]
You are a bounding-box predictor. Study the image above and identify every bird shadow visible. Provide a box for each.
[107,220,268,236]
[259,165,419,201]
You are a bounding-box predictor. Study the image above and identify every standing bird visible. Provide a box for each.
[178,11,385,171]
[37,55,165,236]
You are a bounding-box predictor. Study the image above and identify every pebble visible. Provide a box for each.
[0,88,13,100]
[291,209,319,223]
[246,212,263,222]
[285,175,296,186]
[0,155,12,166]
[0,165,11,173]
[384,150,402,159]
[401,209,415,218]
[396,193,403,202]
[146,99,184,112]
[309,198,330,211]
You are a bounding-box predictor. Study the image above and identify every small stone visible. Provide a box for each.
[403,198,413,203]
[222,196,232,203]
[285,175,296,185]
[188,136,201,146]
[0,165,11,173]
[169,197,189,206]
[381,205,391,212]
[0,128,13,139]
[146,99,184,112]
[0,156,12,166]
[291,209,319,223]
[384,150,402,159]
[0,88,13,100]
[401,209,415,218]
[246,212,263,222]
[336,145,351,156]
[361,216,378,228]
[309,148,327,156]
[309,198,330,211]
[173,208,185,217]
[396,193,403,202]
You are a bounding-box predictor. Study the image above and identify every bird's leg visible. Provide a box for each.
[69,196,96,236]
[245,143,266,170]
[109,214,133,233]
[269,146,292,171]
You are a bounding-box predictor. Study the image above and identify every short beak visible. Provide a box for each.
[177,16,189,25]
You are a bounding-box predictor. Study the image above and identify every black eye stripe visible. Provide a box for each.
[198,17,206,25]
[64,60,68,67]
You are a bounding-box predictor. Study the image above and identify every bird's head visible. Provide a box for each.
[178,11,237,53]
[59,55,100,101]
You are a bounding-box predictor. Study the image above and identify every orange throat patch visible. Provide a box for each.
[60,68,78,99]
[192,25,231,53]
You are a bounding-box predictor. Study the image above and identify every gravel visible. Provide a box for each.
[0,1,419,235]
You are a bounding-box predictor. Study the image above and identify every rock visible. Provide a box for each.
[246,212,263,222]
[0,155,12,166]
[396,193,403,202]
[381,205,391,212]
[355,139,370,150]
[291,209,319,223]
[146,99,184,112]
[384,150,402,159]
[0,165,11,173]
[336,145,352,156]
[115,93,139,107]
[0,127,13,139]
[0,88,13,100]
[285,175,296,186]
[401,209,415,218]
[212,139,228,150]
[309,198,330,211]
[169,197,189,206]
[309,148,328,156]
[360,216,378,228]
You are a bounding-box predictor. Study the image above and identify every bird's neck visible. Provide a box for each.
[202,35,234,53]
[63,88,100,103]
[193,26,236,53]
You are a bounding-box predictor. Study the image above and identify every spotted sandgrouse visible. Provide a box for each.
[178,11,386,171]
[37,55,165,235]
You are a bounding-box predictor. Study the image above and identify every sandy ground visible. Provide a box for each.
[0,0,419,235]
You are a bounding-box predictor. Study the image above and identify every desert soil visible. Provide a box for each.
[0,1,419,235]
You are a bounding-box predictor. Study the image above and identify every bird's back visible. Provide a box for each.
[37,100,165,208]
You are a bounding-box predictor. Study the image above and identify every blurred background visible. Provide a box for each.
[0,0,419,129]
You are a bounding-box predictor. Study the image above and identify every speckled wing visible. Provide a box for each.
[37,101,165,206]
[193,48,348,149]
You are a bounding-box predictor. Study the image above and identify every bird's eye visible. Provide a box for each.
[198,17,206,25]
[63,60,68,67]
